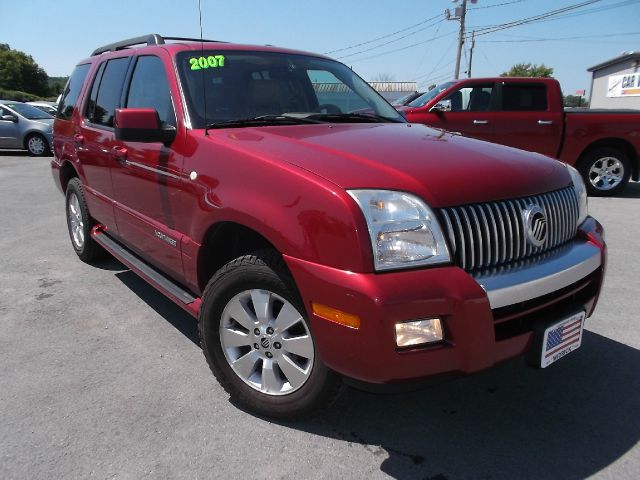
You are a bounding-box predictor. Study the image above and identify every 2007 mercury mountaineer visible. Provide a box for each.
[52,35,606,418]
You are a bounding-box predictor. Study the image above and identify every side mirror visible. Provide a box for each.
[1,114,18,123]
[114,108,176,145]
[429,99,452,114]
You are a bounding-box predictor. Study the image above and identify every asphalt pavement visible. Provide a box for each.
[1,152,638,479]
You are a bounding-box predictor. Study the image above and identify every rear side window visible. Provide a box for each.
[501,84,548,111]
[126,55,176,126]
[57,64,90,120]
[85,57,130,127]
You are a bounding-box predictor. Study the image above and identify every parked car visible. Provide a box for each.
[52,34,606,418]
[398,77,640,196]
[27,101,59,116]
[390,91,424,106]
[0,101,53,155]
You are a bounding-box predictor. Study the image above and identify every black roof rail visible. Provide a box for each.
[91,34,227,56]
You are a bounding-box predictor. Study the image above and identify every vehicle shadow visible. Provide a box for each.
[284,332,640,479]
[0,150,28,156]
[113,269,200,346]
[105,269,640,479]
[614,180,640,199]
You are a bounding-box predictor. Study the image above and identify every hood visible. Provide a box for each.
[213,123,571,208]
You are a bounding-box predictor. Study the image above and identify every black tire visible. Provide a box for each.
[198,250,342,419]
[65,178,105,262]
[577,147,631,196]
[25,133,50,157]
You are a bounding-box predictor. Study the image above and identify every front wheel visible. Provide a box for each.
[578,147,631,196]
[198,250,342,419]
[25,133,50,156]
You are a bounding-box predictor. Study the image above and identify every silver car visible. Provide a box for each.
[0,101,54,156]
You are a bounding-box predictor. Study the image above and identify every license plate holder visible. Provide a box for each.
[539,311,586,368]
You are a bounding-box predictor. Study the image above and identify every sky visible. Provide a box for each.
[2,0,639,96]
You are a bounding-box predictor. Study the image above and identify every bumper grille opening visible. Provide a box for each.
[492,270,600,342]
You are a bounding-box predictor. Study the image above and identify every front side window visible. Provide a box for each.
[86,57,130,127]
[58,63,90,120]
[176,51,403,128]
[500,84,548,111]
[126,55,176,126]
[443,84,494,112]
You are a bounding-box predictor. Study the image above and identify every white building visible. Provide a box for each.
[587,51,640,109]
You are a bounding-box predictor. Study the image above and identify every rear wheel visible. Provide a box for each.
[578,147,631,196]
[25,133,50,156]
[65,178,105,262]
[198,250,342,419]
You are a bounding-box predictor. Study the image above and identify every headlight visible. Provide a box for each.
[566,165,588,226]
[348,190,451,271]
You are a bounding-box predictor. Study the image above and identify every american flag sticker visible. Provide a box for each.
[540,311,586,368]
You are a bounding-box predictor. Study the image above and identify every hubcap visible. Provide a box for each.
[588,156,624,191]
[220,289,315,395]
[68,193,85,248]
[28,136,45,155]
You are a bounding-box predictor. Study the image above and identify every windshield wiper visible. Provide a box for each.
[206,114,323,131]
[307,112,403,123]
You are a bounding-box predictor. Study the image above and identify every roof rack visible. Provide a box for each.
[90,34,227,56]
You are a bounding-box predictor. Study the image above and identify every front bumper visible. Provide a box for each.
[285,217,606,384]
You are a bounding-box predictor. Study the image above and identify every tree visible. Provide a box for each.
[501,63,554,78]
[371,72,395,82]
[564,95,588,108]
[0,44,50,97]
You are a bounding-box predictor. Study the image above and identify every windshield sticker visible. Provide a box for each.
[189,55,226,71]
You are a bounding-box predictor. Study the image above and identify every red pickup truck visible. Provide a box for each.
[400,77,640,195]
[52,36,605,418]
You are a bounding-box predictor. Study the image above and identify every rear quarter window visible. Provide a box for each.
[57,64,90,120]
[501,84,548,111]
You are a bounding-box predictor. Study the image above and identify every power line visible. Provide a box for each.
[469,0,526,9]
[346,30,456,63]
[467,0,605,38]
[323,13,443,55]
[338,17,444,60]
[479,31,640,42]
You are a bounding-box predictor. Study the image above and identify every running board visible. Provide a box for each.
[92,227,201,317]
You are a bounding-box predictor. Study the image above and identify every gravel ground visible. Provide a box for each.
[1,152,638,480]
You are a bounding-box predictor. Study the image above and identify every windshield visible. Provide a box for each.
[176,50,404,128]
[3,103,53,120]
[407,82,456,108]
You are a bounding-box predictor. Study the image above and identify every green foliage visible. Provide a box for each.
[48,76,69,96]
[564,95,588,108]
[501,63,554,78]
[0,87,39,102]
[0,44,50,97]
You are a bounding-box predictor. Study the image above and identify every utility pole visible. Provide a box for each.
[467,30,476,78]
[446,0,475,79]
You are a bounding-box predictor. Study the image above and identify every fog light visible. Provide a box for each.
[395,318,443,347]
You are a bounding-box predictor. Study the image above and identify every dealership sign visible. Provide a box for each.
[607,73,640,97]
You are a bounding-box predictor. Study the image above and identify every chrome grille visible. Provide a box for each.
[440,186,579,272]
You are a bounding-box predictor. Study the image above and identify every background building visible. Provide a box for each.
[588,51,640,109]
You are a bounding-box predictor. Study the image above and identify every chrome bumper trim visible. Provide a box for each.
[474,241,601,309]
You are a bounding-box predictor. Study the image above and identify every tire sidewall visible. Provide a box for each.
[65,178,92,258]
[579,147,630,196]
[199,254,336,418]
[26,133,49,157]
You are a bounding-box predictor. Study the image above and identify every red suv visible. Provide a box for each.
[52,35,606,418]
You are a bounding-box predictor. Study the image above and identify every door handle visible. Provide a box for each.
[112,146,128,163]
[473,120,489,124]
[538,120,554,125]
[73,134,85,147]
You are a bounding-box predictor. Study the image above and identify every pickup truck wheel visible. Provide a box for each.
[578,147,630,196]
[26,133,50,156]
[199,251,342,419]
[65,178,105,262]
